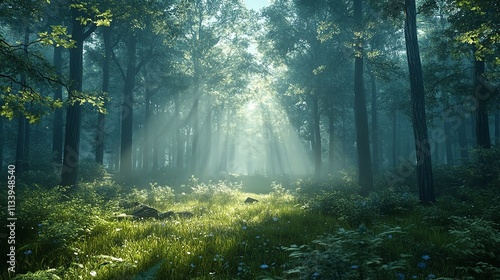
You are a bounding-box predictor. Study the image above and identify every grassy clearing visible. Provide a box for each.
[3,153,500,279]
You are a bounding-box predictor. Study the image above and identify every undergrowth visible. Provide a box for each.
[1,150,499,279]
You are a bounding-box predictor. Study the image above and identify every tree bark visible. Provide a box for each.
[96,27,111,164]
[354,0,373,194]
[61,7,96,187]
[404,0,435,203]
[474,59,491,149]
[444,119,453,164]
[120,33,137,177]
[52,45,63,164]
[174,92,184,169]
[369,70,379,174]
[312,94,322,177]
[495,109,499,145]
[457,121,468,161]
[328,110,335,173]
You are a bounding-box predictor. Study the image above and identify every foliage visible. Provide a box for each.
[77,158,109,182]
[282,226,406,279]
[125,183,176,210]
[187,176,243,204]
[11,268,62,280]
[445,216,500,279]
[296,176,419,225]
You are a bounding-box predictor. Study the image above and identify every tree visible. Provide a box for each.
[404,0,435,203]
[61,2,110,187]
[353,0,373,194]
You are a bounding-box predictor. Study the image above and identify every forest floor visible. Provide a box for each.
[2,154,500,279]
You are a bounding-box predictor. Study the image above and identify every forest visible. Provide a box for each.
[0,0,499,279]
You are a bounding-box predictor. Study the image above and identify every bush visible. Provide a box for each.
[188,176,242,204]
[125,182,175,209]
[445,216,500,279]
[283,226,406,279]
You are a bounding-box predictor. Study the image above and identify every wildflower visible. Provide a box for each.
[418,262,427,269]
[238,266,243,271]
[24,250,33,255]
[427,274,436,279]
[190,263,196,268]
[242,226,247,230]
[396,272,405,280]
[256,235,260,239]
[388,234,393,239]
[272,217,279,221]
[412,276,417,279]
[38,223,43,227]
[90,270,97,277]
[260,264,269,269]
[351,265,359,269]
[421,254,430,261]
[312,271,320,277]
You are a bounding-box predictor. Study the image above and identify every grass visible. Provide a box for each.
[3,164,500,279]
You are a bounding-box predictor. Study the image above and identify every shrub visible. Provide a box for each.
[283,226,406,279]
[188,177,242,204]
[445,216,500,279]
[125,183,175,209]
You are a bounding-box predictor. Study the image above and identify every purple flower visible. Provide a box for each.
[351,265,359,269]
[24,250,33,255]
[421,254,430,261]
[418,262,427,269]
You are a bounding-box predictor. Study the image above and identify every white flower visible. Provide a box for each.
[90,270,97,277]
[260,264,269,269]
[272,217,278,221]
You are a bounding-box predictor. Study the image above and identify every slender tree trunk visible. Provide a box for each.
[191,96,200,174]
[312,94,321,177]
[152,104,159,172]
[52,46,63,164]
[354,0,373,194]
[96,27,111,164]
[474,59,491,149]
[120,34,137,177]
[444,119,453,164]
[457,121,468,161]
[392,111,397,168]
[328,110,335,173]
[370,70,379,174]
[404,0,435,203]
[16,25,30,173]
[495,109,499,145]
[174,92,184,169]
[470,113,477,146]
[143,89,151,172]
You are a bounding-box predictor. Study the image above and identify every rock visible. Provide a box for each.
[131,205,160,219]
[244,197,259,203]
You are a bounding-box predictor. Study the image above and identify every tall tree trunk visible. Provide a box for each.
[96,27,111,164]
[61,7,96,187]
[174,92,184,169]
[444,119,453,164]
[404,0,435,203]
[312,94,321,177]
[354,0,373,194]
[191,96,200,174]
[457,121,468,161]
[152,104,159,172]
[16,25,30,173]
[328,110,335,173]
[369,70,379,174]
[52,45,63,164]
[392,111,398,168]
[495,109,499,145]
[474,59,491,149]
[143,89,151,172]
[120,34,137,177]
[470,113,477,146]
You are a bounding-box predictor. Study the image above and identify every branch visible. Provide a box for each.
[111,48,126,81]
